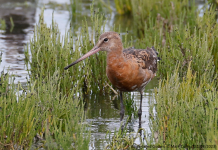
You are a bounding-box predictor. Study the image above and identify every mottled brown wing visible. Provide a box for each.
[123,46,159,73]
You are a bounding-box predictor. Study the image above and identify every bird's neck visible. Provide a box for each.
[106,48,125,65]
[107,42,124,56]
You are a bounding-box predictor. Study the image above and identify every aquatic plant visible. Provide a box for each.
[114,0,132,15]
[104,1,218,149]
[209,0,218,8]
[2,0,218,149]
[25,4,114,95]
[25,8,80,95]
[1,4,117,149]
[142,3,218,147]
[159,6,217,82]
[105,126,148,149]
[131,4,218,83]
[124,93,137,119]
[114,0,218,76]
[0,70,90,149]
[70,0,82,17]
[149,63,218,147]
[114,0,196,37]
[0,18,6,31]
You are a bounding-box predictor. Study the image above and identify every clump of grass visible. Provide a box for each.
[209,0,218,8]
[144,4,218,147]
[114,0,218,77]
[25,8,79,95]
[105,127,148,149]
[114,0,196,37]
[0,18,6,31]
[114,0,132,15]
[25,4,113,95]
[135,0,196,34]
[124,93,137,119]
[0,72,10,99]
[0,70,90,149]
[158,6,218,82]
[132,4,218,83]
[70,0,82,17]
[1,3,117,149]
[110,1,218,148]
[149,63,218,147]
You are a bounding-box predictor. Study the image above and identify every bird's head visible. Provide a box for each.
[64,31,123,70]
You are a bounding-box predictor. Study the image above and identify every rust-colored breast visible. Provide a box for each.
[106,47,159,92]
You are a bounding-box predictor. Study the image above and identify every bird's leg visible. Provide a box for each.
[120,91,125,121]
[138,92,143,123]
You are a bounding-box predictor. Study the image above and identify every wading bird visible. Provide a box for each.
[64,31,159,122]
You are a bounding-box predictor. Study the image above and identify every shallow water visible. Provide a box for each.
[86,77,158,149]
[0,0,207,149]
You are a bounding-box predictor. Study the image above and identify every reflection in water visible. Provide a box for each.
[0,0,36,83]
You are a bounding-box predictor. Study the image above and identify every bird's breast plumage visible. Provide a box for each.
[106,47,159,92]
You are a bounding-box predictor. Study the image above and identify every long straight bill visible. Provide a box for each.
[64,46,100,70]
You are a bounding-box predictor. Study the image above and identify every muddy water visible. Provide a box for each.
[0,0,205,149]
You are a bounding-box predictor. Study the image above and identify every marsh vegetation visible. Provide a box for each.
[0,0,218,149]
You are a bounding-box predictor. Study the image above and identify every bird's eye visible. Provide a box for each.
[104,38,109,42]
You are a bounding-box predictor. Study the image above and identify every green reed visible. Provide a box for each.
[114,0,196,37]
[149,63,218,147]
[124,93,137,119]
[135,3,218,148]
[0,18,6,31]
[158,6,217,82]
[105,63,217,149]
[104,1,218,149]
[25,3,114,95]
[2,0,217,149]
[114,0,132,15]
[70,0,82,17]
[0,3,114,149]
[0,70,90,149]
[114,0,218,74]
[132,4,218,83]
[105,127,145,149]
